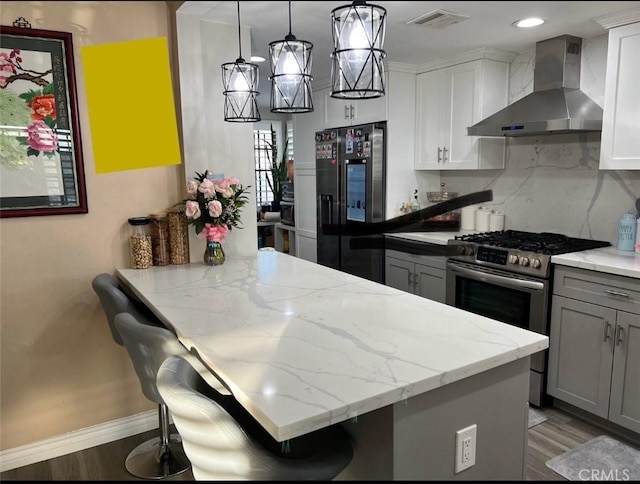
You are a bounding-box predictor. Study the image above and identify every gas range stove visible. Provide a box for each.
[447,230,611,278]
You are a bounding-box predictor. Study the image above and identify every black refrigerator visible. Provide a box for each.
[315,122,386,283]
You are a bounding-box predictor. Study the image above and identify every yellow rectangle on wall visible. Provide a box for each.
[81,37,181,173]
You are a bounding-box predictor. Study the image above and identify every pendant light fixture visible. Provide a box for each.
[222,0,261,122]
[330,0,387,99]
[269,0,314,113]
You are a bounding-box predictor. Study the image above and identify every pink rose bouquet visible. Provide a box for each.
[183,170,250,243]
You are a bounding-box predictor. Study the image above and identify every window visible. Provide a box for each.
[285,120,294,164]
[253,120,294,208]
[253,128,275,208]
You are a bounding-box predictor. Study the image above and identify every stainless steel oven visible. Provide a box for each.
[445,230,611,407]
[446,259,550,406]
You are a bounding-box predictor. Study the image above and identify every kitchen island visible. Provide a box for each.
[117,251,548,480]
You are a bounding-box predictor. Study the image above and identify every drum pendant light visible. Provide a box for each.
[222,0,261,122]
[330,0,387,99]
[269,0,314,113]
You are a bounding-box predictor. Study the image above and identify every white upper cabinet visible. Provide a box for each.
[600,22,640,170]
[415,58,509,170]
[325,89,387,127]
[414,68,445,169]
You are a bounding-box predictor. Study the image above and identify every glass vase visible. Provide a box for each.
[204,240,225,266]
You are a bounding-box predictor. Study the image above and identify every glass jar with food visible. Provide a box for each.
[167,206,190,264]
[128,217,153,269]
[150,211,170,266]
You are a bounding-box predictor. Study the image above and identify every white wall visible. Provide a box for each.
[176,13,258,259]
[387,70,441,218]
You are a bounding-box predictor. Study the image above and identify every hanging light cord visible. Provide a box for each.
[288,0,292,36]
[236,0,243,59]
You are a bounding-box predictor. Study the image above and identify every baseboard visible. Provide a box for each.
[552,399,640,446]
[0,410,157,472]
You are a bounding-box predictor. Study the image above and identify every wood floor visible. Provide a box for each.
[1,405,637,481]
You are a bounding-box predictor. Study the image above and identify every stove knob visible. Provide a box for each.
[531,259,542,269]
[465,247,475,256]
[509,255,519,264]
[520,257,530,267]
[457,246,467,255]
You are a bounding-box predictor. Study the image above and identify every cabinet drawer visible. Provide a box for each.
[553,266,640,314]
[386,249,446,270]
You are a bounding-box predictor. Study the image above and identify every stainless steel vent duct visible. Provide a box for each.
[467,35,603,137]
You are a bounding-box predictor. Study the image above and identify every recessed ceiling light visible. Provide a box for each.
[250,55,266,63]
[513,17,545,28]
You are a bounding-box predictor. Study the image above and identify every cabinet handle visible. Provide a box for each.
[603,320,611,342]
[408,272,413,286]
[443,146,448,163]
[604,289,629,298]
[349,104,354,120]
[344,105,349,120]
[437,147,442,163]
[615,324,624,347]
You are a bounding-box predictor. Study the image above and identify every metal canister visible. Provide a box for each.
[167,206,190,264]
[617,212,637,251]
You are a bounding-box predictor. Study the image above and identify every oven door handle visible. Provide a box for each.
[448,263,546,292]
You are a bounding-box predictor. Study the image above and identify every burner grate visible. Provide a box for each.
[455,230,611,255]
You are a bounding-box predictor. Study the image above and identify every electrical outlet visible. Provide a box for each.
[455,424,477,473]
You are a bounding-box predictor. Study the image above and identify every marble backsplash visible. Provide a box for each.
[440,34,640,245]
[442,134,639,244]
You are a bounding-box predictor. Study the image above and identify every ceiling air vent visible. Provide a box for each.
[407,9,470,29]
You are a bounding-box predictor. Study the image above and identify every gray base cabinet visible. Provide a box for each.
[385,249,446,304]
[610,310,640,432]
[547,266,640,433]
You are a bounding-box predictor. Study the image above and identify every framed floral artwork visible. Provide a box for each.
[0,24,87,218]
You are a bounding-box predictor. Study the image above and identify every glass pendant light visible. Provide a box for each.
[330,0,387,99]
[222,0,261,122]
[269,0,314,113]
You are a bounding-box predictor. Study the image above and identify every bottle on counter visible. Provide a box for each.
[409,189,420,212]
[128,217,153,269]
[617,211,637,251]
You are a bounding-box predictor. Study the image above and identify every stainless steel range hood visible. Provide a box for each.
[467,35,603,137]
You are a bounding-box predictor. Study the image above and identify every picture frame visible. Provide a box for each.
[0,24,87,218]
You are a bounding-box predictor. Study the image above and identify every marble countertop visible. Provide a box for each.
[385,231,473,245]
[551,247,640,279]
[117,251,547,442]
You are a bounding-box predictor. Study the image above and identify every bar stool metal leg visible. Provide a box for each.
[124,404,190,479]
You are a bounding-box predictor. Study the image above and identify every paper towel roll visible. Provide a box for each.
[461,206,477,230]
[475,208,492,232]
[264,211,281,222]
[489,212,505,231]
